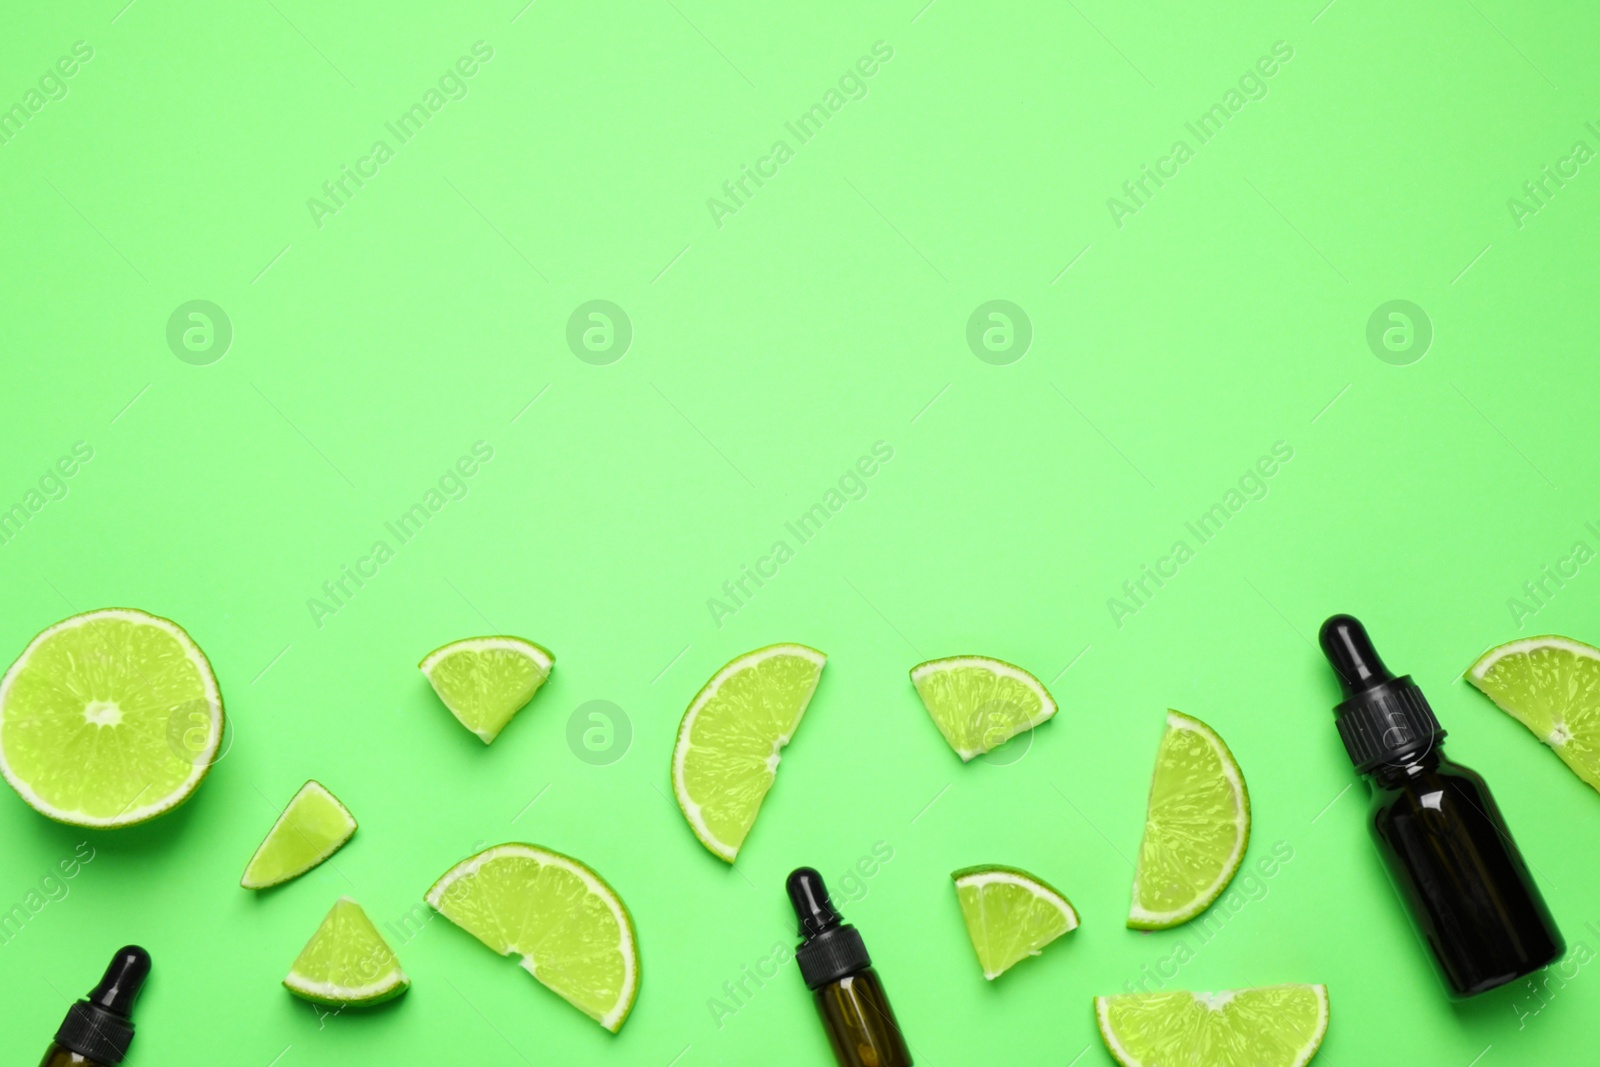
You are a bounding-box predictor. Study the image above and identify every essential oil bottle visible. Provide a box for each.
[786,868,913,1067]
[39,946,150,1066]
[1319,615,1564,996]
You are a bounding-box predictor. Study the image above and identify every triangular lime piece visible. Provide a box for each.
[426,843,640,1032]
[284,898,409,1006]
[952,865,1079,979]
[0,608,224,827]
[671,644,826,861]
[1129,711,1249,929]
[242,780,357,889]
[1096,984,1328,1067]
[1467,635,1600,793]
[910,656,1056,761]
[420,636,553,743]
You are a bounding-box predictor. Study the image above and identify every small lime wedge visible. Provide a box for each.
[0,608,224,827]
[952,865,1079,979]
[420,636,553,743]
[1129,711,1249,930]
[242,781,357,889]
[284,898,409,1006]
[672,644,826,861]
[1467,635,1600,793]
[910,656,1056,761]
[426,843,640,1032]
[1095,984,1329,1067]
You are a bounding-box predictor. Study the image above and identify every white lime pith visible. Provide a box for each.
[672,644,826,862]
[0,608,224,828]
[426,843,640,1033]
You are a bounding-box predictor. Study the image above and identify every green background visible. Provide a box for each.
[3,0,1599,1063]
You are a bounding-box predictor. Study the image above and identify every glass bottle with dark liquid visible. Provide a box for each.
[39,946,150,1066]
[1319,615,1564,996]
[786,868,913,1067]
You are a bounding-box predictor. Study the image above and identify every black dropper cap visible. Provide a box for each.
[786,868,871,991]
[1319,615,1444,772]
[55,946,150,1065]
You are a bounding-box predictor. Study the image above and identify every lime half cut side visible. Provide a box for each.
[426,843,640,1032]
[910,656,1057,761]
[0,608,224,827]
[284,898,409,1007]
[1128,710,1250,930]
[672,644,826,862]
[952,865,1079,979]
[1095,984,1329,1067]
[242,780,357,889]
[1467,635,1600,793]
[420,636,554,743]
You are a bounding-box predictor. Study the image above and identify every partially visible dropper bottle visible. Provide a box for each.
[40,946,150,1066]
[786,868,912,1067]
[1318,615,1563,996]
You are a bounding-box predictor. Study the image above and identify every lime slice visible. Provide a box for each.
[952,864,1079,979]
[910,656,1056,761]
[0,608,224,827]
[242,781,357,889]
[420,636,553,743]
[1467,635,1600,793]
[284,897,409,1006]
[1129,710,1249,930]
[426,843,640,1032]
[1095,984,1329,1067]
[671,644,826,861]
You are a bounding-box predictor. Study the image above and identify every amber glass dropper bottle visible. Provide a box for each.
[1319,615,1563,996]
[786,868,912,1067]
[40,946,150,1067]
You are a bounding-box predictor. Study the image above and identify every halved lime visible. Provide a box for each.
[284,897,409,1006]
[910,656,1056,761]
[1467,635,1600,793]
[952,864,1079,979]
[1129,711,1249,930]
[1095,984,1329,1067]
[0,608,224,827]
[420,636,553,743]
[426,843,640,1032]
[671,644,826,861]
[243,781,357,889]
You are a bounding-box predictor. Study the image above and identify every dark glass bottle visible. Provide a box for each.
[1320,615,1563,997]
[786,868,912,1067]
[39,946,150,1067]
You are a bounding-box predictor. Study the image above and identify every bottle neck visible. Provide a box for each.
[1365,747,1443,789]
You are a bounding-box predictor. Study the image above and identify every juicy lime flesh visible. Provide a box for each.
[1097,985,1327,1067]
[428,847,637,1031]
[244,782,355,888]
[1469,638,1600,790]
[912,658,1052,759]
[1,611,219,823]
[1132,713,1247,927]
[286,899,407,1005]
[954,867,1077,978]
[677,647,824,858]
[425,641,551,742]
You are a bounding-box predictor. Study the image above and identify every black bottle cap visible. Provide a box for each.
[55,946,150,1065]
[1319,615,1444,772]
[786,868,870,990]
